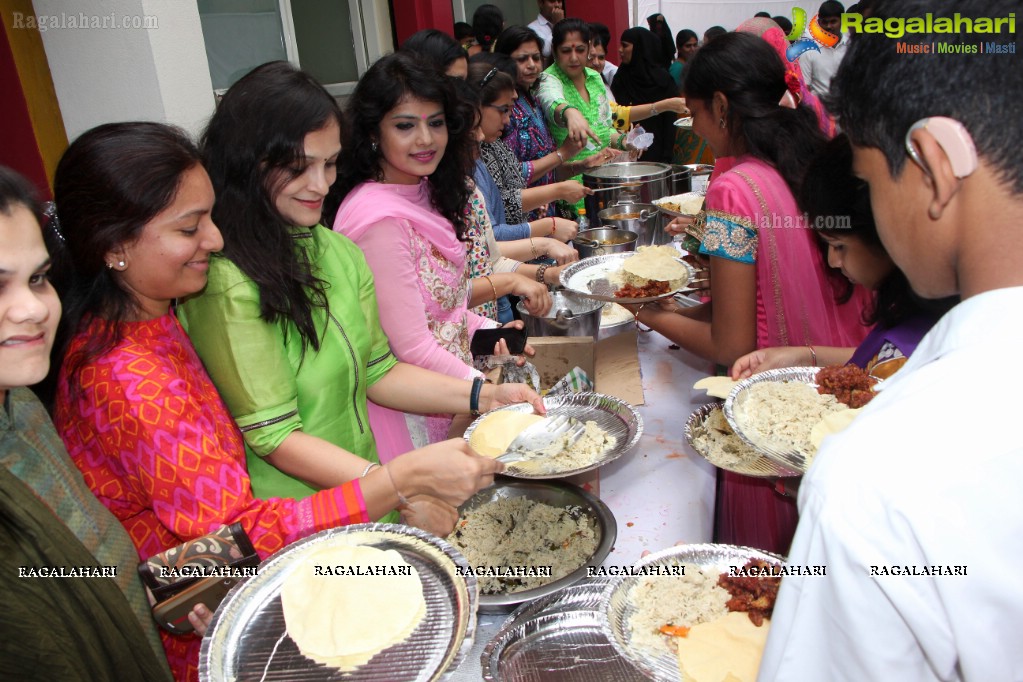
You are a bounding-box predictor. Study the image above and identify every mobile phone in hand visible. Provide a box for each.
[151,576,237,635]
[470,327,528,357]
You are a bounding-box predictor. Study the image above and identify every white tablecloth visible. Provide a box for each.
[448,330,718,680]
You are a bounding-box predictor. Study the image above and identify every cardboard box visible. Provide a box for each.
[527,331,644,406]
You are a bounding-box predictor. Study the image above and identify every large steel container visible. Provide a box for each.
[583,162,677,245]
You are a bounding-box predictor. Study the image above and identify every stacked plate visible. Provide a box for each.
[481,578,647,681]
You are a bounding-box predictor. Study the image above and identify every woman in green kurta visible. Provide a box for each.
[178,62,539,534]
[180,227,395,503]
[535,19,629,175]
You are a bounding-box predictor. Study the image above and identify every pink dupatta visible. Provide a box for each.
[710,156,869,349]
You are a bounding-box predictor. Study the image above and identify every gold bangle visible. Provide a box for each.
[807,345,818,367]
[530,237,538,260]
[482,274,498,302]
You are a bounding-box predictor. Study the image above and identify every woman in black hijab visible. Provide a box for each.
[646,13,676,67]
[611,26,679,163]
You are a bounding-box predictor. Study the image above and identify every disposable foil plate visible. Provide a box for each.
[652,191,705,219]
[722,366,826,473]
[449,479,616,614]
[482,611,647,681]
[684,402,801,478]
[600,543,783,682]
[497,577,615,633]
[559,253,697,304]
[463,392,643,479]
[482,580,642,682]
[199,523,476,682]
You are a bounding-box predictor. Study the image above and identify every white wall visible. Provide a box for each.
[35,0,215,141]
[633,0,805,38]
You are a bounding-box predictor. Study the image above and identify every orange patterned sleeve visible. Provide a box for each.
[56,320,370,563]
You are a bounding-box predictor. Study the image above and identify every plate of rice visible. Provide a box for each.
[599,543,783,682]
[559,250,697,303]
[723,367,851,473]
[447,479,616,614]
[684,403,801,478]
[464,392,643,479]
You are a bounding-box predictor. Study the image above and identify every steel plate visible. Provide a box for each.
[463,392,643,479]
[199,523,476,682]
[599,543,783,682]
[449,479,617,614]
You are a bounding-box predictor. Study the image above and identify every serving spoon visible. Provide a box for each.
[495,414,586,464]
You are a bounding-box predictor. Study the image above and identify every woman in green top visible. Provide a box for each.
[178,62,540,533]
[535,18,629,173]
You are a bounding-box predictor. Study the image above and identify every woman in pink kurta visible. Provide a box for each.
[335,180,496,456]
[328,52,498,462]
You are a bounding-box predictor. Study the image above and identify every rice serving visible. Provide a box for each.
[446,497,598,594]
[627,564,730,656]
[601,302,633,327]
[734,381,845,463]
[523,420,617,474]
[691,408,761,469]
[656,193,704,215]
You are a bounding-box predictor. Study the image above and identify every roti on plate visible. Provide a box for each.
[281,544,426,671]
[468,411,546,457]
[674,612,771,682]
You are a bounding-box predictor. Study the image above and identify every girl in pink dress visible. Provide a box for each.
[330,52,536,460]
[632,33,870,554]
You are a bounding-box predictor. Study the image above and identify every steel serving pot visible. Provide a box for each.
[572,227,638,259]
[594,206,660,246]
[668,164,693,195]
[583,162,682,246]
[516,290,604,340]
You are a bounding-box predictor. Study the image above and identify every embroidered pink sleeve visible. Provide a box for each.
[355,218,482,379]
